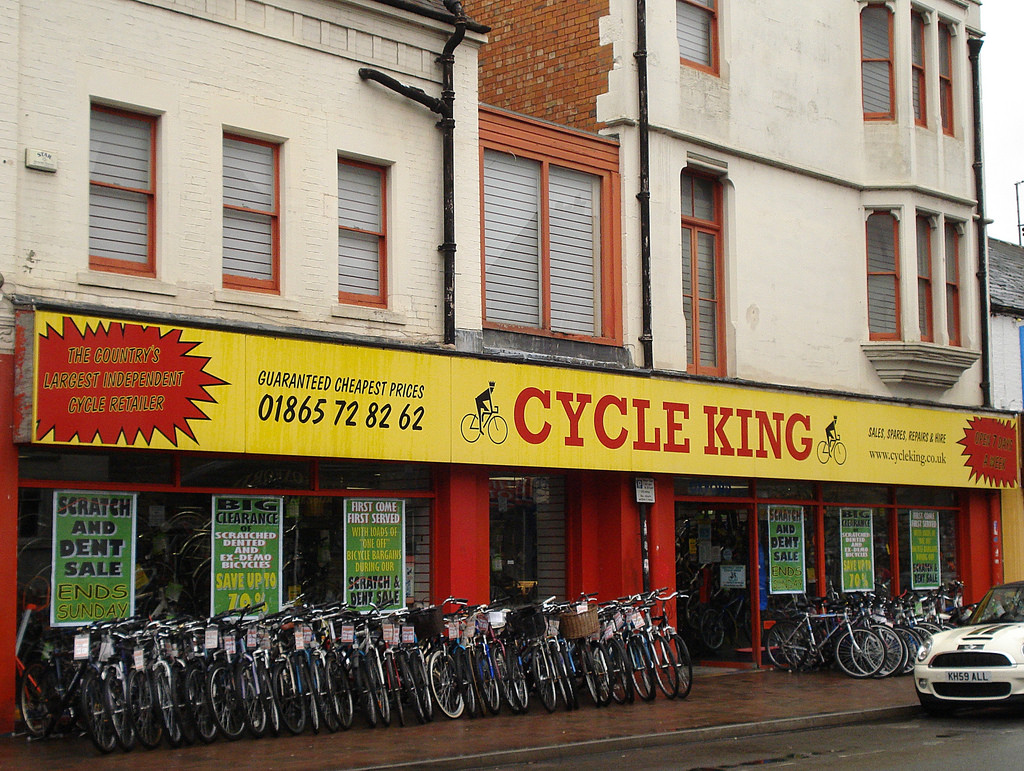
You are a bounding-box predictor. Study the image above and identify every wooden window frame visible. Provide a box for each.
[337,158,387,308]
[676,0,719,76]
[938,21,954,136]
[916,214,934,342]
[89,105,157,277]
[911,11,927,127]
[944,222,961,346]
[478,108,621,345]
[866,211,901,341]
[861,4,895,121]
[681,170,725,377]
[222,133,281,294]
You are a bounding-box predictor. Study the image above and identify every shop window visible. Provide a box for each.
[180,457,311,490]
[18,448,173,485]
[489,475,565,604]
[758,503,816,612]
[822,483,889,505]
[89,105,157,277]
[223,134,280,292]
[861,4,894,120]
[674,476,749,498]
[681,170,724,375]
[895,486,958,507]
[338,159,387,306]
[824,507,892,595]
[319,461,432,491]
[676,0,718,74]
[897,508,958,592]
[911,10,927,127]
[755,479,814,501]
[866,211,900,340]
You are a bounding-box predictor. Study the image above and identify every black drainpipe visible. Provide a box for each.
[635,0,654,369]
[967,35,990,408]
[359,0,467,346]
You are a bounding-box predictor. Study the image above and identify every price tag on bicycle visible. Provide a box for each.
[99,636,114,661]
[294,625,305,650]
[133,647,145,671]
[303,626,314,648]
[74,634,90,661]
[447,622,458,641]
[224,635,236,656]
[340,624,355,644]
[614,610,624,630]
[401,625,416,644]
[382,623,396,645]
[576,602,589,614]
[205,627,219,650]
[246,628,258,649]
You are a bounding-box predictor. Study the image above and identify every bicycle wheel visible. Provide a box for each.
[671,634,693,699]
[353,656,378,728]
[816,440,830,464]
[650,634,680,699]
[529,643,558,713]
[272,659,307,735]
[185,662,218,744]
[587,642,613,707]
[385,655,406,727]
[486,414,509,444]
[833,442,847,465]
[505,650,529,714]
[151,664,182,747]
[460,414,482,443]
[235,662,268,738]
[455,647,479,719]
[427,650,463,720]
[550,641,578,711]
[367,652,391,727]
[626,635,656,702]
[700,610,726,651]
[870,625,907,679]
[605,637,635,705]
[79,668,117,754]
[257,659,279,736]
[326,653,355,730]
[207,661,245,740]
[128,668,163,749]
[834,628,885,678]
[17,661,55,739]
[398,652,426,724]
[310,655,338,733]
[103,668,135,751]
[171,664,197,745]
[763,620,811,672]
[474,647,502,715]
[895,626,922,675]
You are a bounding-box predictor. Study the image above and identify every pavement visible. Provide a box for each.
[0,666,922,770]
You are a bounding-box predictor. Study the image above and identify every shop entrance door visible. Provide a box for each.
[675,503,754,663]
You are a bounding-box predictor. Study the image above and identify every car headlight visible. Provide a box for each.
[916,637,933,663]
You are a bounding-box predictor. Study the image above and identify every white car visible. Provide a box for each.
[915,581,1024,714]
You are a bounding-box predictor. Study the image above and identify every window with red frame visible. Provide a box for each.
[916,215,934,342]
[223,134,280,292]
[676,0,718,74]
[866,211,900,340]
[861,4,894,120]
[938,21,954,135]
[911,11,927,126]
[89,106,157,277]
[681,170,724,375]
[338,159,387,306]
[944,222,961,345]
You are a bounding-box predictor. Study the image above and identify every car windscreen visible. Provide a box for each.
[970,585,1024,624]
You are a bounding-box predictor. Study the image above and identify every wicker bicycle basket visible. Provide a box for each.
[559,606,599,640]
[410,606,445,639]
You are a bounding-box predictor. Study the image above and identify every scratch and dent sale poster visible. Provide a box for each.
[17,311,1019,489]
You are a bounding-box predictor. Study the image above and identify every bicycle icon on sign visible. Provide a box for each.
[461,381,509,444]
[816,415,847,465]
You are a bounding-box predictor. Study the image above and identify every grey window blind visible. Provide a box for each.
[549,166,600,336]
[223,138,275,281]
[697,231,719,366]
[861,5,892,114]
[89,110,152,265]
[682,227,694,367]
[867,213,898,336]
[677,0,714,66]
[483,150,542,327]
[916,216,932,338]
[338,163,383,297]
[912,14,925,120]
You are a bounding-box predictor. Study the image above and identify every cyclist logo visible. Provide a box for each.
[461,381,509,444]
[816,415,847,465]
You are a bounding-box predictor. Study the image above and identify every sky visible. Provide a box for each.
[981,2,1024,245]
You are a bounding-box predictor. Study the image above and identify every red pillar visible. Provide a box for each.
[648,475,677,626]
[0,352,18,732]
[432,465,490,605]
[960,490,1001,604]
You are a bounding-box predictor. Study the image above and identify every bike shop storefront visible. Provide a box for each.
[673,476,966,666]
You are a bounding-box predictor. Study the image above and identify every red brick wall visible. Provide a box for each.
[474,0,613,133]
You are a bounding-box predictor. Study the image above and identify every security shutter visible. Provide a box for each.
[89,110,152,266]
[483,150,541,327]
[677,0,714,67]
[338,162,383,297]
[535,477,566,602]
[223,137,275,282]
[549,166,600,336]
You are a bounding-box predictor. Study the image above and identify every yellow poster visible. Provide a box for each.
[22,311,1019,490]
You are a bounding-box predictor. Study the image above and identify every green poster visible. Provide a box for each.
[910,509,940,590]
[768,505,805,595]
[840,508,874,593]
[344,498,405,611]
[51,491,137,627]
[211,495,283,615]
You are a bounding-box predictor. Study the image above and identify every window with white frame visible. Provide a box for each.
[676,0,718,73]
[89,106,156,276]
[338,159,386,305]
[223,134,279,292]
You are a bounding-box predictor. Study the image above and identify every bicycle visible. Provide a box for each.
[816,434,847,465]
[459,406,509,444]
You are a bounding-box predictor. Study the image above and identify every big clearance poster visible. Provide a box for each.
[210,495,283,616]
[18,310,1019,489]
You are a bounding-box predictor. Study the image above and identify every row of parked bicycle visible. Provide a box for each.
[761,581,969,678]
[18,590,693,753]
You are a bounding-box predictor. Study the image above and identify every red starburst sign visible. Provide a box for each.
[957,417,1018,487]
[35,318,228,446]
